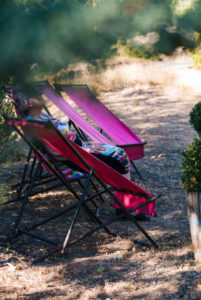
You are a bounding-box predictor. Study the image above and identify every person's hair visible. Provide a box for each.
[13,91,30,115]
[11,83,43,115]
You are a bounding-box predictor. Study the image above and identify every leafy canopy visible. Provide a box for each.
[0,0,201,83]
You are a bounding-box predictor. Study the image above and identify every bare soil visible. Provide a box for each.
[1,57,201,299]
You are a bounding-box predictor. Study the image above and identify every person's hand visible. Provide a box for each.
[83,142,106,153]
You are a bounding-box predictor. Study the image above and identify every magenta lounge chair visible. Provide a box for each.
[4,118,159,262]
[43,84,146,178]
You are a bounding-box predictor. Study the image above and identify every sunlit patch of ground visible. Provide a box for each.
[1,55,201,299]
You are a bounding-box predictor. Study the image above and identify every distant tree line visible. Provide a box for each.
[0,0,201,85]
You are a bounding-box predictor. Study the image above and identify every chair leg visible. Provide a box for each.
[3,181,158,263]
[11,148,33,188]
[94,174,158,248]
[46,198,158,253]
[42,153,113,237]
[14,148,33,202]
[13,161,42,231]
[77,178,103,217]
[90,178,105,216]
[62,167,94,252]
[75,178,113,235]
[2,185,108,247]
[130,161,143,180]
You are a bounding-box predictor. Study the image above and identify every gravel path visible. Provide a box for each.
[0,57,201,299]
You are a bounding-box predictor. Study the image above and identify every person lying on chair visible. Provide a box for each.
[9,84,148,221]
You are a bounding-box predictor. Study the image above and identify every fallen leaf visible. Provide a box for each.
[96,268,104,273]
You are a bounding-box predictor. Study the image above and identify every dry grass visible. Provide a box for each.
[48,56,178,95]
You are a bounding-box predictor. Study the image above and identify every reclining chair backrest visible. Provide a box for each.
[60,85,145,161]
[43,85,112,145]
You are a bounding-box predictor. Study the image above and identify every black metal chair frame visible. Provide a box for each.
[1,117,159,263]
[4,87,141,206]
[2,102,89,207]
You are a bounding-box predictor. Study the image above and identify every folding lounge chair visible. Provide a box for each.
[3,82,141,208]
[1,118,108,258]
[49,84,145,177]
[3,90,101,208]
[2,117,159,262]
[1,95,56,206]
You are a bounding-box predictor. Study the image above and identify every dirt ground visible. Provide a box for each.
[1,57,201,299]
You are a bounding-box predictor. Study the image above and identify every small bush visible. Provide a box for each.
[192,32,201,69]
[189,101,201,132]
[192,47,201,69]
[181,138,201,191]
[0,95,14,140]
[0,92,26,164]
[111,39,161,61]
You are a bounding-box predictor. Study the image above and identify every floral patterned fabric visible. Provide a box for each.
[40,112,81,144]
[34,151,85,180]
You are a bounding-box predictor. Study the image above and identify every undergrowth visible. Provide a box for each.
[0,90,26,164]
[191,32,201,69]
[111,39,161,61]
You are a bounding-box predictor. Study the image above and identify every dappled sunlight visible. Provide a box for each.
[84,60,176,94]
[56,54,201,98]
[1,54,201,299]
[0,239,191,299]
[0,261,64,297]
[30,188,71,201]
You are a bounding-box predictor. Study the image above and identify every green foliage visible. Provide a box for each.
[0,0,198,84]
[0,0,135,83]
[111,39,161,60]
[178,0,201,33]
[190,32,201,69]
[189,101,201,132]
[192,46,201,69]
[181,138,201,191]
[0,87,26,164]
[0,94,14,141]
[0,133,26,164]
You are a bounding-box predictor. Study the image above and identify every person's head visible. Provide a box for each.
[9,84,45,116]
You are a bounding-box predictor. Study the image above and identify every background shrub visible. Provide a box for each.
[0,90,26,164]
[189,101,201,132]
[181,138,201,191]
[111,39,161,61]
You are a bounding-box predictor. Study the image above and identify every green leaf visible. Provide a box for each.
[96,267,104,273]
